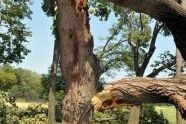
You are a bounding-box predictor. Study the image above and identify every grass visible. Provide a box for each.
[15,98,48,108]
[155,105,176,124]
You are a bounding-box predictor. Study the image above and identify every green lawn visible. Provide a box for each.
[155,105,176,124]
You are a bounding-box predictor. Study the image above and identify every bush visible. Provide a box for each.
[93,104,170,124]
[93,107,129,124]
[140,104,170,124]
[0,92,49,124]
[0,92,20,124]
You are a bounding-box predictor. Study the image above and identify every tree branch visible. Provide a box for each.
[140,21,163,75]
[106,0,186,22]
[147,60,175,77]
[99,39,126,60]
[100,30,119,59]
[92,77,186,119]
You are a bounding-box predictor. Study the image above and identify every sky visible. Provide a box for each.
[15,0,176,77]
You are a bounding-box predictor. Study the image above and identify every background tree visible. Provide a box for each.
[42,0,61,123]
[41,64,65,123]
[0,65,16,91]
[9,68,42,102]
[48,41,59,124]
[0,0,32,64]
[100,0,186,61]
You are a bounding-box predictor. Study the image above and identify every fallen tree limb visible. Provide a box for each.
[92,77,186,119]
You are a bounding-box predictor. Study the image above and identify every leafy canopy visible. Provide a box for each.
[0,0,32,64]
[0,65,16,90]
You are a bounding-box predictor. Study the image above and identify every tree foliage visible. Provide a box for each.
[0,0,32,64]
[140,104,170,124]
[0,65,42,101]
[149,51,176,77]
[93,105,170,124]
[10,68,42,101]
[0,65,16,90]
[95,11,153,76]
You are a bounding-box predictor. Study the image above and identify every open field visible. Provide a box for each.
[16,99,48,108]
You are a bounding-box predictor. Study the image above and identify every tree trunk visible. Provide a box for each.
[56,0,100,124]
[127,106,140,124]
[105,0,186,60]
[176,48,186,124]
[92,77,186,119]
[48,40,59,124]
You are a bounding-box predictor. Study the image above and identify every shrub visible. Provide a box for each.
[0,92,48,124]
[93,104,170,124]
[140,104,170,124]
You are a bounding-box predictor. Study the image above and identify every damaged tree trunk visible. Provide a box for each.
[92,77,186,119]
[57,0,100,124]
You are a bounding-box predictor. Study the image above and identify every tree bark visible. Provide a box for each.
[105,0,186,60]
[92,77,186,119]
[48,40,59,124]
[176,48,186,124]
[56,0,100,124]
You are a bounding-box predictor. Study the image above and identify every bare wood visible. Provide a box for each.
[92,77,186,119]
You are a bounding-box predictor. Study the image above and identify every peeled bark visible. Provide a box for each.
[57,0,100,123]
[105,0,186,60]
[92,77,186,119]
